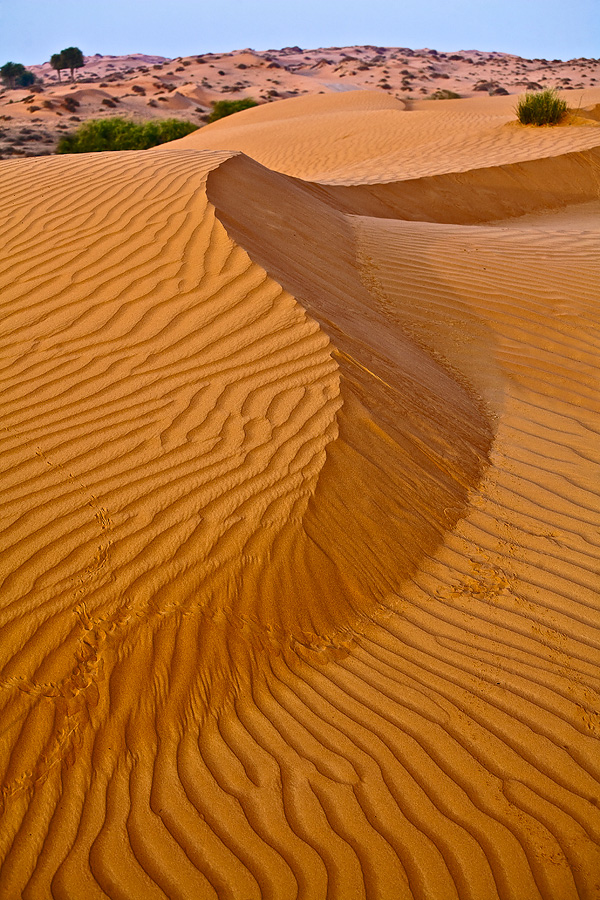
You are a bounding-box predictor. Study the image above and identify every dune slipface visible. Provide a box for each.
[1,91,599,900]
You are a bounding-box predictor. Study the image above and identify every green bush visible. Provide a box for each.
[56,117,198,153]
[0,62,37,89]
[516,88,567,125]
[207,98,258,123]
[17,70,37,87]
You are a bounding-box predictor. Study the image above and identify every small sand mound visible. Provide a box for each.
[67,88,116,102]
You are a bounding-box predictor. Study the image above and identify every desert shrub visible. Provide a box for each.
[516,88,567,125]
[139,118,198,145]
[57,118,138,152]
[207,98,258,122]
[56,117,198,153]
[428,89,461,100]
[18,70,37,87]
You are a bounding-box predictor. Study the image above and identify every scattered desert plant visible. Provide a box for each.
[428,89,461,100]
[56,117,198,153]
[142,118,199,143]
[207,98,258,122]
[62,96,80,112]
[516,88,567,125]
[18,70,37,87]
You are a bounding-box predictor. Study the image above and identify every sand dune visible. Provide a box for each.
[1,88,599,899]
[174,88,600,182]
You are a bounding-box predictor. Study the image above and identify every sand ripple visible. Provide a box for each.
[0,103,599,900]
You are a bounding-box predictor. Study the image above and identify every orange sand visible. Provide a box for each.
[0,87,599,899]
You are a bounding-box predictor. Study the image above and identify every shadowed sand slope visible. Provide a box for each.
[0,124,599,900]
[317,146,600,224]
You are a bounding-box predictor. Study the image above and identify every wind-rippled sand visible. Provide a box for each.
[1,90,599,899]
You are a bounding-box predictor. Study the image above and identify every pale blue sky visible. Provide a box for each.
[1,0,598,66]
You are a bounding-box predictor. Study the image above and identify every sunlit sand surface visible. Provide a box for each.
[1,89,599,899]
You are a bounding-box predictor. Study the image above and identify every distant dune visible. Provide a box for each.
[0,84,599,899]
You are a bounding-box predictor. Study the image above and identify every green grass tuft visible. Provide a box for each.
[56,117,198,153]
[516,88,567,126]
[207,98,258,123]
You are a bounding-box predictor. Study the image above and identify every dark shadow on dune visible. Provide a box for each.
[315,145,600,224]
[206,153,495,659]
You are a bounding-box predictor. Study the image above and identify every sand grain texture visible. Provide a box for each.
[1,91,599,899]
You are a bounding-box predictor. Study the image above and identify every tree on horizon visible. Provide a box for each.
[0,61,37,89]
[1,61,25,89]
[50,53,64,82]
[58,47,84,82]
